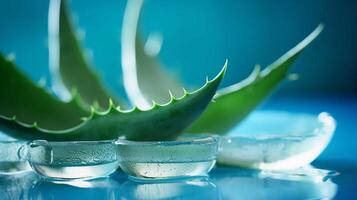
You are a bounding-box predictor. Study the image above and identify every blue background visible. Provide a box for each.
[0,0,357,199]
[0,0,356,98]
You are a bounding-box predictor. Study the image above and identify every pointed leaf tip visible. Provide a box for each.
[56,62,227,141]
[188,25,322,134]
[211,60,228,83]
[109,98,115,108]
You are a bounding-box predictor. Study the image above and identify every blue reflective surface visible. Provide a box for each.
[0,166,341,200]
[0,96,356,199]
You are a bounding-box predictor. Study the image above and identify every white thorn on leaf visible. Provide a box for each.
[144,32,163,57]
[6,53,16,61]
[168,90,175,99]
[38,77,47,88]
[287,73,300,81]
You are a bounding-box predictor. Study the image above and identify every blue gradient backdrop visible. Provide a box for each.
[1,1,357,198]
[0,0,356,98]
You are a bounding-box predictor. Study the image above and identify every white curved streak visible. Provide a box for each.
[121,0,152,110]
[48,0,71,101]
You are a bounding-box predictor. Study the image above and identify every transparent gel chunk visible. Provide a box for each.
[0,141,31,174]
[27,140,119,180]
[218,111,336,170]
[117,135,219,179]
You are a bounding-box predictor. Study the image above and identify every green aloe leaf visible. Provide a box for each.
[121,0,323,135]
[0,54,89,140]
[48,0,119,110]
[66,62,226,141]
[187,25,323,134]
[121,0,184,109]
[0,53,226,141]
[135,35,185,104]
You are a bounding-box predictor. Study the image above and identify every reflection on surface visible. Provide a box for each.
[259,165,339,182]
[29,176,122,200]
[0,166,338,200]
[120,177,218,199]
[0,172,37,200]
[212,166,337,200]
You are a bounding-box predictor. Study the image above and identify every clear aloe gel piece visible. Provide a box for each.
[218,111,336,170]
[0,140,31,174]
[116,135,219,180]
[27,140,119,180]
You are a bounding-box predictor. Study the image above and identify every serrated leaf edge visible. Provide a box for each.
[1,61,227,135]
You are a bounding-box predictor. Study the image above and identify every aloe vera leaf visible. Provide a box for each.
[0,54,89,140]
[136,35,185,104]
[67,63,226,141]
[121,0,184,110]
[0,54,226,141]
[48,0,120,110]
[187,25,323,134]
